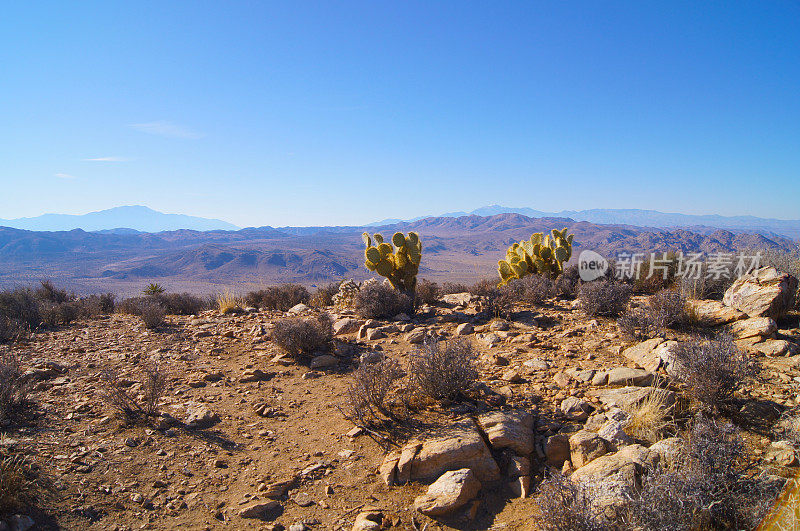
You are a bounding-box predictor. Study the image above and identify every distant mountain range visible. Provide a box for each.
[370,206,800,241]
[0,206,240,232]
[0,212,795,296]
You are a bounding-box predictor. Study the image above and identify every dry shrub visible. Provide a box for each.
[0,453,39,513]
[156,292,206,315]
[99,360,167,423]
[532,473,607,531]
[468,278,501,298]
[626,417,779,530]
[623,387,674,444]
[0,352,32,421]
[309,282,342,308]
[341,358,404,427]
[354,282,412,319]
[578,280,631,317]
[408,338,478,400]
[415,279,440,306]
[244,284,310,311]
[502,274,556,306]
[140,301,165,329]
[618,289,687,338]
[272,314,333,357]
[440,281,471,295]
[555,264,581,299]
[671,335,759,412]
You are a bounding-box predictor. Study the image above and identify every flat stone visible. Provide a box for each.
[606,367,654,387]
[409,422,501,482]
[239,500,281,519]
[755,339,798,357]
[405,328,427,344]
[455,323,474,335]
[544,434,570,467]
[588,386,676,411]
[569,430,608,468]
[730,317,778,340]
[560,397,593,421]
[414,468,481,516]
[622,338,665,372]
[686,299,746,326]
[333,318,361,335]
[309,355,338,369]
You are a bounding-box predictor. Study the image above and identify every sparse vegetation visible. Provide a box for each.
[555,264,581,299]
[408,338,478,400]
[671,335,759,412]
[139,301,165,329]
[354,281,412,319]
[579,280,632,317]
[342,358,404,427]
[623,386,674,444]
[143,283,166,296]
[272,313,333,357]
[415,278,440,306]
[532,473,606,531]
[0,352,32,422]
[99,360,168,423]
[0,453,39,514]
[618,289,687,338]
[216,290,241,314]
[244,284,310,311]
[309,281,342,308]
[502,274,556,306]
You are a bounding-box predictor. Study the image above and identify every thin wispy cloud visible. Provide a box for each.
[130,120,203,139]
[82,156,130,162]
[55,172,76,179]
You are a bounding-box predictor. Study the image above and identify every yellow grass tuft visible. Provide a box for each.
[624,387,674,444]
[216,290,241,314]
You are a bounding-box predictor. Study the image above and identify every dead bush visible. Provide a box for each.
[272,314,333,357]
[440,281,471,295]
[341,358,404,427]
[408,338,478,400]
[354,282,412,319]
[0,453,39,514]
[415,279,440,306]
[0,352,32,421]
[99,360,167,423]
[140,301,165,329]
[503,274,556,306]
[671,335,759,412]
[555,264,581,299]
[579,280,631,317]
[244,284,310,311]
[0,289,39,341]
[626,416,779,530]
[309,282,342,308]
[618,289,687,338]
[156,292,207,315]
[532,473,607,531]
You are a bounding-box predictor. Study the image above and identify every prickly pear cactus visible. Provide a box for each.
[362,231,422,298]
[498,227,574,285]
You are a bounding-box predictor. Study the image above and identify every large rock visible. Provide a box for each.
[560,397,594,421]
[333,318,361,335]
[606,367,654,387]
[381,422,501,484]
[239,500,281,519]
[588,386,676,410]
[442,293,475,307]
[622,338,665,372]
[404,328,427,344]
[571,444,650,508]
[569,430,608,468]
[476,411,535,455]
[185,404,220,429]
[544,434,571,467]
[723,267,798,319]
[414,468,481,516]
[687,299,746,326]
[729,316,777,340]
[755,339,798,357]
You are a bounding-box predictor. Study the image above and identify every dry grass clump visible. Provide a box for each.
[626,417,779,530]
[272,313,333,357]
[244,284,310,311]
[139,301,165,329]
[671,335,759,412]
[341,358,404,427]
[579,280,632,317]
[99,360,168,423]
[0,453,39,513]
[623,387,674,444]
[216,290,242,314]
[408,338,478,401]
[532,473,607,531]
[354,282,412,319]
[0,352,33,422]
[618,289,687,338]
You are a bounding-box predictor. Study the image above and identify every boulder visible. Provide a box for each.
[569,430,608,468]
[414,468,481,516]
[730,317,777,340]
[687,299,746,326]
[239,500,281,519]
[185,404,220,429]
[588,386,676,411]
[544,434,571,467]
[597,420,633,450]
[646,437,684,470]
[287,303,309,315]
[442,293,475,306]
[723,267,798,319]
[606,367,654,387]
[365,328,386,341]
[476,411,535,455]
[765,441,798,467]
[571,443,650,492]
[405,328,427,344]
[560,397,594,421]
[622,338,665,373]
[309,355,338,369]
[333,318,361,335]
[755,339,798,357]
[455,323,474,335]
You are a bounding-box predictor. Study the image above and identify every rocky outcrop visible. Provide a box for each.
[687,299,746,326]
[723,267,798,319]
[475,410,535,455]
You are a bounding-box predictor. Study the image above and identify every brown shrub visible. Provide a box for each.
[532,473,607,531]
[0,453,39,514]
[0,352,32,422]
[354,282,412,319]
[408,338,478,400]
[244,284,310,311]
[618,289,687,338]
[415,279,440,306]
[140,301,165,329]
[578,280,631,317]
[272,314,333,357]
[309,282,341,308]
[555,264,581,299]
[341,358,404,426]
[99,360,167,423]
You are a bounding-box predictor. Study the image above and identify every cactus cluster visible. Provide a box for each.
[362,231,422,296]
[332,279,360,308]
[498,228,574,285]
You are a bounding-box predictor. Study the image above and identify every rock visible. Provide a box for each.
[524,358,550,371]
[482,333,501,347]
[545,434,571,467]
[597,420,633,450]
[686,299,746,326]
[404,328,427,344]
[560,397,593,421]
[287,303,309,315]
[185,404,220,429]
[507,455,530,476]
[730,317,778,340]
[569,430,608,468]
[723,267,798,319]
[588,386,676,410]
[490,320,510,331]
[507,475,531,498]
[365,328,386,341]
[571,444,649,484]
[293,492,314,507]
[476,410,535,455]
[755,339,798,357]
[646,437,683,470]
[396,442,422,484]
[394,313,410,321]
[379,450,401,486]
[7,515,34,531]
[553,372,572,388]
[405,422,501,482]
[606,367,654,387]
[622,338,665,372]
[501,368,524,383]
[765,441,798,467]
[239,500,281,519]
[309,355,338,369]
[352,510,382,531]
[442,293,475,306]
[289,524,307,531]
[455,323,474,335]
[333,318,361,335]
[651,340,681,377]
[240,368,273,383]
[414,468,481,516]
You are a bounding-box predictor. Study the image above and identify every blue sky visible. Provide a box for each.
[1,1,798,227]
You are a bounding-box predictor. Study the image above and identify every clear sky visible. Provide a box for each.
[1,1,798,227]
